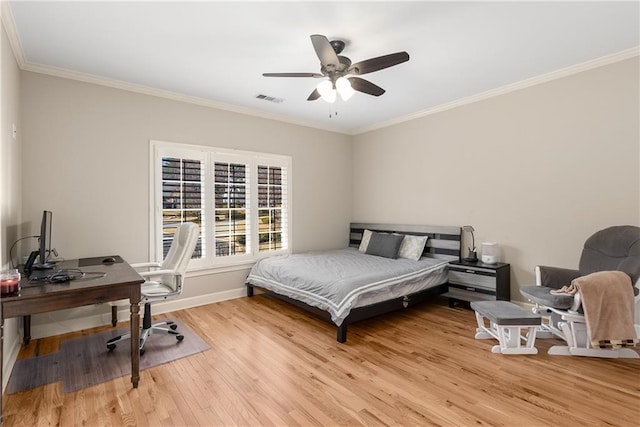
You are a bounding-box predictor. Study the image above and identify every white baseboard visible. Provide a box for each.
[29,287,247,340]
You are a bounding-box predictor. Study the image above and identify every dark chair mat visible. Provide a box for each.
[8,319,209,393]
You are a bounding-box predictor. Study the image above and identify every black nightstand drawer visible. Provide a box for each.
[444,260,511,305]
[448,283,496,296]
[448,270,496,292]
[444,287,495,302]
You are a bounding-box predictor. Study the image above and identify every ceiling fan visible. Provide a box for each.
[263,34,410,102]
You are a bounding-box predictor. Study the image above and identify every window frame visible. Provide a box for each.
[150,140,292,272]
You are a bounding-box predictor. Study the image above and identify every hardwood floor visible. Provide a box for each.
[3,295,639,426]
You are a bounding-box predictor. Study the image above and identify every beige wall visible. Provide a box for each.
[353,58,640,301]
[20,71,352,333]
[1,18,23,390]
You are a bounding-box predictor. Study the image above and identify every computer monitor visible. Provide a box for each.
[34,210,53,269]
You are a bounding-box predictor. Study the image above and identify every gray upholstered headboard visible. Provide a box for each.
[349,222,461,262]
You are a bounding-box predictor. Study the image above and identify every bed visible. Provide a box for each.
[246,222,461,342]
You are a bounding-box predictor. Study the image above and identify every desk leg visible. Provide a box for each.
[130,301,140,388]
[23,315,31,345]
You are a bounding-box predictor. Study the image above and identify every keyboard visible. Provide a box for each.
[28,269,54,281]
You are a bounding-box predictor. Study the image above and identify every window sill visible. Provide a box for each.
[185,261,256,278]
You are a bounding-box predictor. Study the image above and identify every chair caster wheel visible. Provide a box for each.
[170,324,178,330]
[177,335,184,342]
[107,343,116,351]
[140,348,145,356]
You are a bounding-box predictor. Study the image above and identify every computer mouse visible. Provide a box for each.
[49,272,72,283]
[102,257,116,264]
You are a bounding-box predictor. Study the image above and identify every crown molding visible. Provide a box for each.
[20,61,345,134]
[353,46,640,135]
[1,0,26,67]
[17,47,639,137]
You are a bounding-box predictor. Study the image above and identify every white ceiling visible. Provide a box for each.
[6,1,640,134]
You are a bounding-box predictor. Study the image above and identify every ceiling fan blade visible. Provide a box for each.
[307,88,321,101]
[263,72,323,78]
[310,34,339,68]
[348,77,385,97]
[349,52,410,75]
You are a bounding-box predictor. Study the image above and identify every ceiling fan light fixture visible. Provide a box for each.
[317,80,336,103]
[336,77,355,101]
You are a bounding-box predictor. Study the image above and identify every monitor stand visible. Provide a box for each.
[24,250,54,273]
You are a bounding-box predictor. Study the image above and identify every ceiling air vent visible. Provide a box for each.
[255,94,284,103]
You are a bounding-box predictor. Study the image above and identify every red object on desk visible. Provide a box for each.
[0,277,20,295]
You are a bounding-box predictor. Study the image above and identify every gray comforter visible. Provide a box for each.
[247,248,448,325]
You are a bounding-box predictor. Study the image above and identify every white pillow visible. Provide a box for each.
[398,235,429,261]
[358,229,373,252]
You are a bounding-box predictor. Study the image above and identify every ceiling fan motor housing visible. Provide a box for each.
[338,56,351,67]
[321,56,351,77]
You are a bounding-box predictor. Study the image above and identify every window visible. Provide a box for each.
[161,157,204,258]
[258,165,285,252]
[151,141,291,269]
[214,161,248,256]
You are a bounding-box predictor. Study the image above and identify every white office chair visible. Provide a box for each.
[107,222,199,354]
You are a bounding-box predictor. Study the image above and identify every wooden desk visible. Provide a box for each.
[0,259,144,421]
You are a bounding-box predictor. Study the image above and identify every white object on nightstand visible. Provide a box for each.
[481,242,499,264]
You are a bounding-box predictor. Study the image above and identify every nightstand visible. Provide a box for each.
[443,260,511,307]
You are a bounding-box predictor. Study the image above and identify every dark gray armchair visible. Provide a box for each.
[520,225,640,358]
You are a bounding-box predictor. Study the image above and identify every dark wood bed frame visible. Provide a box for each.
[246,222,462,343]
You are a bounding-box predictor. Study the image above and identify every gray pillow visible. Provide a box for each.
[365,232,404,259]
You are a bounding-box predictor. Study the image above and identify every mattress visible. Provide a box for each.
[247,248,449,326]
